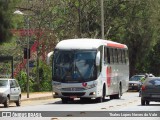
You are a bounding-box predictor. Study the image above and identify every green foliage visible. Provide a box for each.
[38,60,52,91]
[16,71,27,92]
[30,60,52,92]
[16,60,52,92]
[16,71,34,92]
[0,0,20,44]
[2,0,160,88]
[145,40,160,76]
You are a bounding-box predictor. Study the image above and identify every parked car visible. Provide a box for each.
[141,77,160,105]
[0,78,21,107]
[128,75,145,91]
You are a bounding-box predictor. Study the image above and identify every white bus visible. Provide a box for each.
[50,38,129,103]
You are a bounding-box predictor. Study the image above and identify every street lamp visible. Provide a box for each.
[14,10,30,98]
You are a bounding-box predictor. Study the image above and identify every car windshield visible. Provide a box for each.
[53,50,97,83]
[130,76,144,81]
[0,80,8,87]
[147,79,160,85]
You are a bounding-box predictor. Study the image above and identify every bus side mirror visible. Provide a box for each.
[47,51,54,65]
[96,51,100,66]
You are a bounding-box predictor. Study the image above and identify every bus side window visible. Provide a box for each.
[125,50,129,64]
[118,49,122,64]
[113,48,118,64]
[123,50,126,64]
[97,46,103,73]
[122,49,125,64]
[109,48,112,64]
[112,48,114,64]
[107,48,110,64]
[104,47,108,64]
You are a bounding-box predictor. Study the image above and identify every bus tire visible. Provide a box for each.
[96,86,106,103]
[102,85,106,101]
[146,100,150,105]
[96,97,102,103]
[141,98,145,105]
[115,84,122,99]
[110,95,114,99]
[61,98,68,104]
[80,98,91,103]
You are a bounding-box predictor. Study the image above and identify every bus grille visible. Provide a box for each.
[61,92,85,96]
[61,87,85,91]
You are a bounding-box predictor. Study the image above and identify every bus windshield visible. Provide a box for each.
[53,50,97,83]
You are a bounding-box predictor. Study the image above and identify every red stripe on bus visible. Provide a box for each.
[106,67,111,88]
[107,43,126,48]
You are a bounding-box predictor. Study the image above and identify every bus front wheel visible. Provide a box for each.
[61,98,68,104]
[96,86,106,103]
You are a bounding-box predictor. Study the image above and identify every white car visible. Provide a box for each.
[0,78,21,107]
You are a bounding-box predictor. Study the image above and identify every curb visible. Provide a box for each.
[21,96,53,102]
[21,92,53,102]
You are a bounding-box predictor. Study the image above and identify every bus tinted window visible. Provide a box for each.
[107,48,110,64]
[113,49,118,64]
[123,50,126,64]
[121,49,124,64]
[110,48,114,64]
[104,47,111,64]
[118,49,122,64]
[125,50,129,64]
[104,47,108,64]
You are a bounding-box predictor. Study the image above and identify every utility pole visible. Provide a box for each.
[26,16,30,98]
[101,0,104,39]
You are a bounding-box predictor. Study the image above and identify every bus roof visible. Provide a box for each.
[55,38,127,50]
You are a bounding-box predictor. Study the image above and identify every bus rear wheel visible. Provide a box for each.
[110,84,122,99]
[115,84,122,99]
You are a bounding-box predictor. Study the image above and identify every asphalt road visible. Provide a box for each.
[0,92,160,120]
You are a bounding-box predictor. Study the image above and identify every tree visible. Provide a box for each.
[146,40,160,76]
[0,0,18,44]
[102,0,155,76]
[7,0,160,90]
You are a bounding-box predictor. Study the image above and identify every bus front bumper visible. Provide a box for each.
[53,88,100,98]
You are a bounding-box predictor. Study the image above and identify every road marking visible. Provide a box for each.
[66,114,73,117]
[51,118,59,120]
[80,112,86,114]
[109,106,114,108]
[116,105,121,106]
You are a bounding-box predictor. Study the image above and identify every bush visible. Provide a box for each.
[16,60,52,92]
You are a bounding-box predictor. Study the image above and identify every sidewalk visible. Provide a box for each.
[21,92,53,101]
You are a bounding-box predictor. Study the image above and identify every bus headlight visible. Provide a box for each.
[52,82,61,89]
[87,82,97,89]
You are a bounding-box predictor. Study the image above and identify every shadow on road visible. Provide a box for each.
[47,98,112,105]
